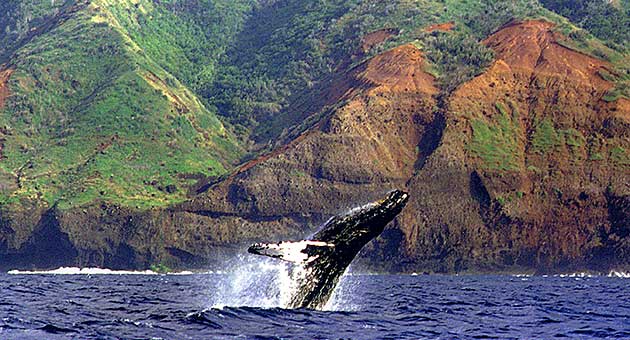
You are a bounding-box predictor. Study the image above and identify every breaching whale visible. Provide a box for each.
[248,190,409,309]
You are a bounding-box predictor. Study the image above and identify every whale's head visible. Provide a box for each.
[312,190,409,251]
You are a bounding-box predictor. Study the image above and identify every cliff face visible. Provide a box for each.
[400,20,629,273]
[1,19,628,273]
[181,20,630,273]
[0,44,439,270]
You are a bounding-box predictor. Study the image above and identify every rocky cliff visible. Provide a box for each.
[0,0,629,273]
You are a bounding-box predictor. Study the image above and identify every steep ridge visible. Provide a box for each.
[168,44,439,266]
[400,20,630,273]
[0,0,243,209]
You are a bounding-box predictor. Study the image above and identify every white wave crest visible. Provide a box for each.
[512,274,533,278]
[608,270,630,278]
[7,267,195,275]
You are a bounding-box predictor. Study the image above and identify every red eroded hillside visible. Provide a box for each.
[400,20,629,272]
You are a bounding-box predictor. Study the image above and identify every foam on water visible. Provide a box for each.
[8,267,158,275]
[608,270,630,278]
[510,271,630,279]
[7,267,195,275]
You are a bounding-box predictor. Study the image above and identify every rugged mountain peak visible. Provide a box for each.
[484,20,610,87]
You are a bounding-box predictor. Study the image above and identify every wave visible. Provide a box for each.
[607,270,630,278]
[7,267,196,275]
[555,271,630,278]
[511,274,534,277]
[510,271,630,278]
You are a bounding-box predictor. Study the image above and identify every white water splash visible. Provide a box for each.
[323,274,359,312]
[7,267,164,275]
[209,255,309,309]
[556,272,596,278]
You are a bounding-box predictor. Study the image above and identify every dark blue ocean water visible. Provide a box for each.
[1,268,629,339]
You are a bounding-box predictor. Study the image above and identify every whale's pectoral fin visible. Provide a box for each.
[248,240,334,264]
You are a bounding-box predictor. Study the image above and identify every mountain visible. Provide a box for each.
[0,0,628,273]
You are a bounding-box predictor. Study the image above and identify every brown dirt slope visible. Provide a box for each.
[0,68,13,110]
[400,20,630,273]
[425,22,455,32]
[361,28,399,53]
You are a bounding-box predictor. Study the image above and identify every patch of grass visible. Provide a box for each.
[610,147,630,166]
[531,118,563,155]
[468,101,523,171]
[290,169,307,178]
[150,263,172,274]
[527,165,542,173]
[496,196,506,205]
[602,83,630,102]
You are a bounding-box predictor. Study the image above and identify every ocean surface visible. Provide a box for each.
[2,260,629,339]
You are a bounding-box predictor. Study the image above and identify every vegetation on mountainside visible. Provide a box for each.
[0,0,628,209]
[208,0,547,138]
[0,1,75,62]
[540,0,630,50]
[468,102,523,171]
[420,32,495,94]
[0,0,242,209]
[540,0,630,101]
[105,0,255,101]
[208,0,630,138]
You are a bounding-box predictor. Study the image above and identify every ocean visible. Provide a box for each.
[2,258,629,339]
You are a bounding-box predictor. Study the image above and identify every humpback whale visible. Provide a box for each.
[248,190,409,309]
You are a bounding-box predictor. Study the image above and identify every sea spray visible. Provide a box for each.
[209,255,308,309]
[323,273,360,311]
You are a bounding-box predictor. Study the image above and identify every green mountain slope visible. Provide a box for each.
[0,0,246,209]
[1,0,627,211]
[208,0,630,141]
